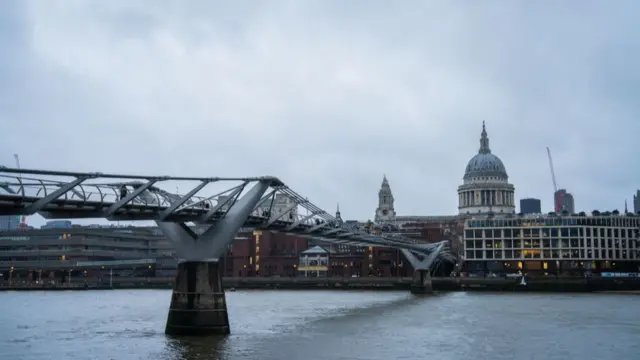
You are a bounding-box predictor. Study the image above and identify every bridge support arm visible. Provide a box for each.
[200,181,271,259]
[156,180,271,261]
[401,244,445,295]
[400,243,446,271]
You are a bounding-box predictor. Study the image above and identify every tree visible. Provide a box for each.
[612,209,620,215]
[578,211,586,216]
[592,210,600,216]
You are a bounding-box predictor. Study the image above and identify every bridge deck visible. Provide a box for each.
[0,167,455,262]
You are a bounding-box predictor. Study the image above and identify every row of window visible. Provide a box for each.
[0,245,160,252]
[300,260,328,266]
[0,256,65,261]
[467,217,640,228]
[465,249,638,260]
[465,227,639,239]
[466,239,638,249]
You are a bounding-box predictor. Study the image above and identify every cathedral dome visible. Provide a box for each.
[463,122,508,180]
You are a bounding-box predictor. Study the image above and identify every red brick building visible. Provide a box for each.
[328,251,366,277]
[220,230,307,277]
[220,219,461,278]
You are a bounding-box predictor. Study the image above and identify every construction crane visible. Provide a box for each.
[546,147,563,213]
[14,153,27,231]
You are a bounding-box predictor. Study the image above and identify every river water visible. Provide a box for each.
[0,290,638,360]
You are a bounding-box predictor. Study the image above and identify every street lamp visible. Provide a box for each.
[9,266,14,286]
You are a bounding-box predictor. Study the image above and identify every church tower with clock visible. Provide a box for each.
[374,175,396,222]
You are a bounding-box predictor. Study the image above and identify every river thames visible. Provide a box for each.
[1,290,638,360]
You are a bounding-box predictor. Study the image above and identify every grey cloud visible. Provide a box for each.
[1,1,638,226]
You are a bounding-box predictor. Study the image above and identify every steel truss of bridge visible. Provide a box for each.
[0,166,453,335]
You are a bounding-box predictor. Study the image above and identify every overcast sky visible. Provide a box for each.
[1,1,639,225]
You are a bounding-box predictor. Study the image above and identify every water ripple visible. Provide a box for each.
[0,290,639,360]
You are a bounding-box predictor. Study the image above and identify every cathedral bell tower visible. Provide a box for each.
[374,175,396,223]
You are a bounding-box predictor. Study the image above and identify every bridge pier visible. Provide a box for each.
[410,269,433,294]
[401,245,446,295]
[166,260,229,336]
[157,180,272,336]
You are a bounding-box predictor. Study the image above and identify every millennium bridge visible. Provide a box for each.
[0,166,454,336]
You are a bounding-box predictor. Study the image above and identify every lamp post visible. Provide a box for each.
[9,266,14,286]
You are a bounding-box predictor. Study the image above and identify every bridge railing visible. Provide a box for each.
[0,167,456,263]
[0,174,214,210]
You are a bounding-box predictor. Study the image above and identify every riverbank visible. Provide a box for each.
[1,276,640,292]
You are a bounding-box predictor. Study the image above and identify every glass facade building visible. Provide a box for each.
[463,215,640,275]
[0,215,21,232]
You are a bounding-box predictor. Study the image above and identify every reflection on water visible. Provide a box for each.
[163,336,230,360]
[0,290,639,360]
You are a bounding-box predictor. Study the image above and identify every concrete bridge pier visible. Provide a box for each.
[410,269,433,294]
[156,180,271,336]
[166,260,229,335]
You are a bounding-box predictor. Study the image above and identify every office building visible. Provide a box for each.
[41,220,73,229]
[462,214,640,276]
[0,215,21,232]
[554,189,575,214]
[520,198,542,214]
